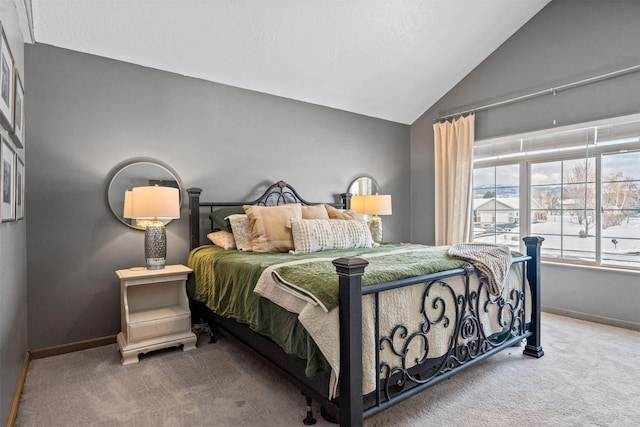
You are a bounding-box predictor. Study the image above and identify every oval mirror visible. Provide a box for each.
[108,161,182,230]
[347,176,380,196]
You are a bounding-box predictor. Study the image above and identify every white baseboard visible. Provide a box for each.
[542,306,640,331]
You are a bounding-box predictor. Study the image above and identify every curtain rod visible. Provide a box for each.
[434,64,640,123]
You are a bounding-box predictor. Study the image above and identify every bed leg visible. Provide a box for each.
[523,236,544,358]
[320,405,339,424]
[189,299,217,343]
[207,326,217,344]
[303,395,316,425]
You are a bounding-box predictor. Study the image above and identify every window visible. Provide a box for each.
[530,158,597,261]
[472,164,520,248]
[473,114,640,270]
[601,151,640,267]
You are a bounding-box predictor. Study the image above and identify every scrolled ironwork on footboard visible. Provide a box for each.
[376,259,526,401]
[333,236,544,427]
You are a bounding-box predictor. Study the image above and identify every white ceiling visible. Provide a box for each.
[29,0,550,124]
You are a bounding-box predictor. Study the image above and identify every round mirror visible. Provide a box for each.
[107,161,182,230]
[347,176,380,196]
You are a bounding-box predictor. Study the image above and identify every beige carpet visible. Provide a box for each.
[16,313,640,426]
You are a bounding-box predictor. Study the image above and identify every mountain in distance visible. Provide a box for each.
[474,184,563,197]
[473,184,519,197]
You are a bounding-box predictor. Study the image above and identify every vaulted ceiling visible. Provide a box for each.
[29,0,550,124]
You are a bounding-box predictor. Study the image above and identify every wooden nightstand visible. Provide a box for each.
[116,264,197,365]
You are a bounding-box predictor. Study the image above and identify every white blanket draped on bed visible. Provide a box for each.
[254,247,528,399]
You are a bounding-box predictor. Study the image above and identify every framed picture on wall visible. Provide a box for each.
[10,70,24,148]
[1,137,16,222]
[15,156,24,219]
[0,26,14,132]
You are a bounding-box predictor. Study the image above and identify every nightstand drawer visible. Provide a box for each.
[128,314,191,342]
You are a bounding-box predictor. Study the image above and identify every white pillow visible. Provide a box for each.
[227,214,253,251]
[289,218,373,254]
[207,231,236,250]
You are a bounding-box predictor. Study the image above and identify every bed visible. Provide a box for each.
[186,181,544,426]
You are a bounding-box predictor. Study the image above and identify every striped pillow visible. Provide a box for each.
[289,218,373,254]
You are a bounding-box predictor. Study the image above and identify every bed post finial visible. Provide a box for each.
[187,187,203,250]
[523,236,544,358]
[341,193,352,209]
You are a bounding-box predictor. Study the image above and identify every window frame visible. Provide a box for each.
[472,113,640,272]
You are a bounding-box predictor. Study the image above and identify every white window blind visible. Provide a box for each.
[475,115,640,161]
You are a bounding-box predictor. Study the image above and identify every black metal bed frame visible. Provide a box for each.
[186,181,544,427]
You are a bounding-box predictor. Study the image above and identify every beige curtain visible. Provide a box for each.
[433,114,474,245]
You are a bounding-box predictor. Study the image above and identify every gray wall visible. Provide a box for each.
[0,3,27,424]
[24,43,410,349]
[411,0,640,327]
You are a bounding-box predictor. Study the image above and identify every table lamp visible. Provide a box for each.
[351,194,392,243]
[129,186,180,269]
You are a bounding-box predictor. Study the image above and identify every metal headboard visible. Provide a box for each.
[187,180,352,249]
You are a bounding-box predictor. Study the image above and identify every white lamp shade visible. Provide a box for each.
[351,194,392,216]
[350,195,365,215]
[130,186,180,219]
[123,190,133,219]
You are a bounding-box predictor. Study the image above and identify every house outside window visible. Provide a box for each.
[472,114,640,270]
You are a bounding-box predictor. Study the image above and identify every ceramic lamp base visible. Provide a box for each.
[369,215,383,243]
[144,223,166,270]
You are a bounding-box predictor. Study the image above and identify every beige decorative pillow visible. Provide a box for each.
[206,230,236,250]
[301,204,330,220]
[324,204,364,221]
[243,203,303,253]
[289,218,373,254]
[227,214,253,251]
